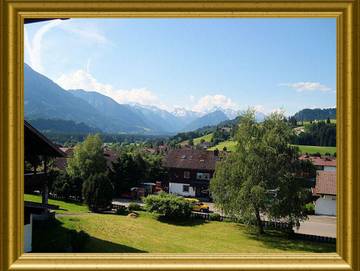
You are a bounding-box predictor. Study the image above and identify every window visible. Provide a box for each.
[197,172,210,180]
[184,171,190,179]
[183,185,189,192]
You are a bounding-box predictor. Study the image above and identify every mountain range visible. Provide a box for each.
[24,64,242,134]
[25,64,334,135]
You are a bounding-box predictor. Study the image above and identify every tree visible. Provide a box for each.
[82,173,114,211]
[145,154,167,182]
[210,110,314,234]
[67,134,107,180]
[288,116,298,127]
[110,152,139,196]
[51,172,83,201]
[188,138,194,146]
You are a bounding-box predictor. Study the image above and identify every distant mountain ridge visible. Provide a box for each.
[183,110,229,131]
[27,118,102,134]
[293,108,336,121]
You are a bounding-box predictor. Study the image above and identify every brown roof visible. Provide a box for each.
[313,171,336,196]
[299,155,336,167]
[163,148,217,171]
[54,147,118,171]
[104,149,118,170]
[59,147,74,156]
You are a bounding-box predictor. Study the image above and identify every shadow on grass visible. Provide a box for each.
[242,226,336,253]
[157,216,208,226]
[84,236,147,253]
[31,218,146,253]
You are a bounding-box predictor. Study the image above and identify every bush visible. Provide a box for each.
[128,202,142,211]
[209,213,221,221]
[144,192,192,219]
[304,202,315,215]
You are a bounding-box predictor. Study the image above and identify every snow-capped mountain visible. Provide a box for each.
[24,64,267,135]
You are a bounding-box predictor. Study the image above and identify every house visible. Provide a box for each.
[312,171,336,216]
[24,121,66,252]
[163,149,218,198]
[54,146,118,172]
[299,154,336,171]
[197,141,212,149]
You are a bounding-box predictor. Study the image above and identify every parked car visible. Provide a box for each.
[185,198,209,213]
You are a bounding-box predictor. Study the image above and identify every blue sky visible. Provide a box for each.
[24,18,336,115]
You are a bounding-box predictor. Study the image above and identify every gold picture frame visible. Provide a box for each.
[0,0,359,270]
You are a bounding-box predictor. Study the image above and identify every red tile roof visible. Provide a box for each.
[313,171,336,196]
[163,148,217,171]
[299,155,336,167]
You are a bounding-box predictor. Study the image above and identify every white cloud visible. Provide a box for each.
[192,94,238,112]
[25,19,63,73]
[271,108,285,114]
[279,82,331,92]
[59,21,111,45]
[56,69,169,110]
[25,20,111,73]
[253,104,266,113]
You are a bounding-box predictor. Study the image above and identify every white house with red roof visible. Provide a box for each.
[299,155,336,171]
[313,171,336,216]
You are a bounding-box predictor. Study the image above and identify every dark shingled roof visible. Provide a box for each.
[25,120,66,158]
[163,149,217,171]
[313,171,336,196]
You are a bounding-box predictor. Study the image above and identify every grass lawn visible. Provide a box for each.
[292,145,336,155]
[31,211,335,253]
[25,194,89,214]
[208,140,238,152]
[193,133,213,145]
[206,141,335,156]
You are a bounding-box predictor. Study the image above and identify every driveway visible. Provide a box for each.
[296,215,336,238]
[112,198,144,207]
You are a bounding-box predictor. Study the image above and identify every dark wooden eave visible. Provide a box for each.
[25,120,66,158]
[24,18,69,24]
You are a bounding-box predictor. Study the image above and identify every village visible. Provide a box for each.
[24,116,336,253]
[22,18,337,254]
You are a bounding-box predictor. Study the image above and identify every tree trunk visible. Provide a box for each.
[255,207,264,234]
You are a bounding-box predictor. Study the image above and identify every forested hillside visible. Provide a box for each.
[293,108,336,121]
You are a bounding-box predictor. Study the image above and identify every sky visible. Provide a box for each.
[24,18,336,116]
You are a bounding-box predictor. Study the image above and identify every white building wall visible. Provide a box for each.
[169,182,196,197]
[24,216,32,253]
[315,195,336,216]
